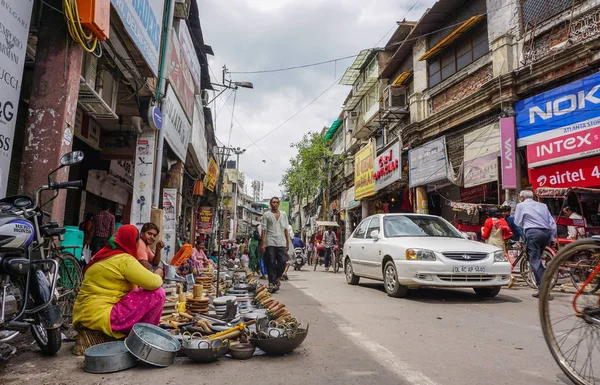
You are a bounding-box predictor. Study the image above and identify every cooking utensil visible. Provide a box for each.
[182,339,230,363]
[250,330,308,355]
[228,343,255,360]
[124,323,181,367]
[84,341,138,374]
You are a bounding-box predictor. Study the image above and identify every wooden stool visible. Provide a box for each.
[72,326,118,356]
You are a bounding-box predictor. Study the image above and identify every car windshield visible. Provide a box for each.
[383,215,463,238]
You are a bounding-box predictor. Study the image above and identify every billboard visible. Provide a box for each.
[374,141,401,191]
[463,123,500,188]
[408,137,448,187]
[354,142,375,199]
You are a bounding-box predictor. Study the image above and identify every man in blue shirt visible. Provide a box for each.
[514,190,557,299]
[501,206,525,242]
[292,232,305,249]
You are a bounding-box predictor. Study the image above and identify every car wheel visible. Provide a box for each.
[345,258,360,285]
[473,287,501,298]
[383,261,408,298]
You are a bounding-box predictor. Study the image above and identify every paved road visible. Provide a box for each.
[0,269,572,385]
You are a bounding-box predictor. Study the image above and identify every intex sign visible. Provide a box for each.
[527,125,600,168]
[529,155,600,190]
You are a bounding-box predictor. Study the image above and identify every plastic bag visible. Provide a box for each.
[82,245,92,264]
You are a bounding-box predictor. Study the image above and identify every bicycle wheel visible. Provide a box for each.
[540,239,600,385]
[520,250,558,289]
[53,253,83,327]
[569,250,600,294]
[333,252,340,274]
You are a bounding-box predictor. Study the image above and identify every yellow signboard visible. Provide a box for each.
[204,157,219,192]
[354,142,375,199]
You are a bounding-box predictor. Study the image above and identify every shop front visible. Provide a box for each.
[372,140,410,214]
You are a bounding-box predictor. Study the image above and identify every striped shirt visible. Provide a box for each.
[93,210,115,238]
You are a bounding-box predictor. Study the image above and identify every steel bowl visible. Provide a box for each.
[84,341,138,374]
[228,343,255,360]
[182,340,229,363]
[124,323,181,367]
[250,330,308,355]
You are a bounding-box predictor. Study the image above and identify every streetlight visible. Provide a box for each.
[231,147,246,240]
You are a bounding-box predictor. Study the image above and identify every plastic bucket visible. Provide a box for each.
[61,225,84,260]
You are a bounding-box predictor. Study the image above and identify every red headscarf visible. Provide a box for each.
[84,224,140,272]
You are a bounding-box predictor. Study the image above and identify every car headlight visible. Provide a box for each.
[406,249,436,261]
[493,250,508,262]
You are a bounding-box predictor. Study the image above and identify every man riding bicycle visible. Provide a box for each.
[322,227,337,272]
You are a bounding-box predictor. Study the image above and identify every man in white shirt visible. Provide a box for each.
[322,227,338,272]
[260,197,290,293]
[563,206,586,240]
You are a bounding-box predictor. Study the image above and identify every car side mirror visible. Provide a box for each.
[370,229,380,240]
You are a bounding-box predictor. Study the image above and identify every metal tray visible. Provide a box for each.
[84,341,138,374]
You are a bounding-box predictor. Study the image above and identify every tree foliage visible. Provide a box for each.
[280,131,331,203]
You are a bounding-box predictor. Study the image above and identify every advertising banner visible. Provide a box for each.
[191,96,208,173]
[204,157,219,191]
[168,33,194,121]
[163,86,192,162]
[515,71,600,148]
[529,155,600,190]
[409,137,448,187]
[463,123,500,188]
[198,206,213,234]
[162,188,177,232]
[109,160,134,188]
[131,131,156,229]
[178,22,202,89]
[354,142,375,199]
[500,117,517,189]
[110,0,164,76]
[374,141,401,191]
[527,125,600,168]
[0,0,34,197]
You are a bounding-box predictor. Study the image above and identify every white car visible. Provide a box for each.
[343,214,511,298]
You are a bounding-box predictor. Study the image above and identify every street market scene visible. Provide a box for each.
[5,0,600,384]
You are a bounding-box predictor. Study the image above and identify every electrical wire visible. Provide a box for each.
[373,0,422,48]
[62,0,98,54]
[228,55,358,74]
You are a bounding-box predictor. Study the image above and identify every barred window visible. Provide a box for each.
[520,0,574,29]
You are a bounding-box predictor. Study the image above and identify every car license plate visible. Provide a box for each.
[453,266,486,274]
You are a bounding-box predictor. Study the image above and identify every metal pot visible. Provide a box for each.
[228,343,255,360]
[182,339,230,363]
[84,341,138,374]
[124,323,181,367]
[250,330,308,355]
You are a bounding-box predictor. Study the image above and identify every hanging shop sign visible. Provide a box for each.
[168,33,194,121]
[131,130,156,229]
[409,136,448,188]
[198,206,213,234]
[354,142,375,199]
[204,157,219,192]
[499,117,517,189]
[100,136,136,160]
[527,124,600,168]
[109,160,134,188]
[178,22,202,89]
[163,86,192,162]
[529,155,600,190]
[162,188,177,232]
[463,123,500,188]
[374,141,401,191]
[191,96,208,173]
[110,0,164,76]
[74,109,101,150]
[340,190,347,210]
[0,0,34,197]
[516,71,600,149]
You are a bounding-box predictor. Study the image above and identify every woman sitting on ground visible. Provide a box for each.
[73,225,166,339]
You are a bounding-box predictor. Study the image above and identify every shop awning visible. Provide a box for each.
[324,119,343,140]
[339,49,375,86]
[392,71,412,85]
[315,220,339,227]
[419,15,485,61]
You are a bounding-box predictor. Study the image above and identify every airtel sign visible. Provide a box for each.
[529,155,600,190]
[527,125,600,167]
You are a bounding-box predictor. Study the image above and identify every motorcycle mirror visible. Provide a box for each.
[59,151,84,166]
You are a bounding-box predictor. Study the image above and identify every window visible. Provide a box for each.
[383,215,463,238]
[365,217,380,239]
[428,25,489,88]
[353,219,370,238]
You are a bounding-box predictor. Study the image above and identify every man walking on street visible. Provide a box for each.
[91,203,115,254]
[323,226,337,272]
[260,197,290,293]
[514,190,557,298]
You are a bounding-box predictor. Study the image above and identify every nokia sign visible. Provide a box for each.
[516,72,600,147]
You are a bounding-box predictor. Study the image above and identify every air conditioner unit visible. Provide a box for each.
[79,53,119,120]
[384,85,408,110]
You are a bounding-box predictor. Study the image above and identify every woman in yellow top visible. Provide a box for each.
[73,225,166,339]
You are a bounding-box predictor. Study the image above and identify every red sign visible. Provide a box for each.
[529,155,600,190]
[460,184,492,203]
[527,125,600,168]
[197,206,213,234]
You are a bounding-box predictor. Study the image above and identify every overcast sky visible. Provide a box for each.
[200,0,436,200]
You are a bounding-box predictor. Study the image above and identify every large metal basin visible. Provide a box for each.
[84,341,138,373]
[181,340,229,363]
[124,323,181,367]
[250,330,308,355]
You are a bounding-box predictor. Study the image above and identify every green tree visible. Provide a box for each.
[280,132,331,219]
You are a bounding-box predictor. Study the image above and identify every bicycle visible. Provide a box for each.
[333,247,342,274]
[539,237,600,385]
[507,240,559,289]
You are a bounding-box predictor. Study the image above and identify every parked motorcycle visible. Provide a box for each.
[0,151,84,358]
[293,247,306,271]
